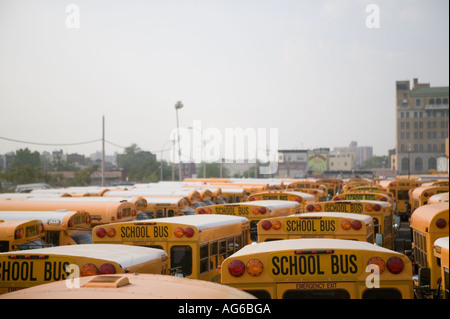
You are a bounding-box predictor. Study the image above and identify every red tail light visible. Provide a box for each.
[259,207,267,214]
[228,260,245,277]
[436,218,447,229]
[373,204,381,211]
[184,227,195,237]
[96,227,106,238]
[99,263,116,274]
[261,220,272,230]
[198,208,205,214]
[351,220,362,230]
[386,257,404,274]
[306,204,315,212]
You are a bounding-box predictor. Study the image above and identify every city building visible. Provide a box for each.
[276,150,308,178]
[395,78,449,175]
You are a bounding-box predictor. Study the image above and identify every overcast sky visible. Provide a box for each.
[0,0,448,162]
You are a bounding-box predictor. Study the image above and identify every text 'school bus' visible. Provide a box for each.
[409,202,449,299]
[332,192,393,206]
[433,237,449,299]
[0,273,257,299]
[196,200,300,242]
[257,212,374,244]
[0,210,91,246]
[410,185,449,214]
[246,191,316,212]
[304,200,394,250]
[221,238,413,299]
[378,179,421,217]
[0,244,168,294]
[0,197,136,226]
[92,215,250,282]
[428,192,449,205]
[0,219,46,252]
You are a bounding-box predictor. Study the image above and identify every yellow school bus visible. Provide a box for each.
[433,237,449,299]
[410,202,449,298]
[378,179,421,217]
[0,273,256,299]
[0,197,136,226]
[332,192,393,205]
[219,187,247,203]
[410,186,449,214]
[257,212,374,244]
[92,215,250,282]
[316,178,344,197]
[221,238,413,299]
[196,200,300,242]
[0,210,92,246]
[304,200,394,250]
[246,190,316,212]
[0,244,168,294]
[0,219,46,252]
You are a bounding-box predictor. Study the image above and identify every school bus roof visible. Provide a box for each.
[111,214,249,230]
[248,190,316,201]
[228,238,403,257]
[0,273,256,299]
[434,236,449,251]
[0,244,167,268]
[409,202,449,232]
[411,185,449,196]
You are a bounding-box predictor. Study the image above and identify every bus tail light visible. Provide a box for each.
[106,227,116,238]
[205,208,212,214]
[386,257,404,274]
[96,227,107,238]
[295,197,302,203]
[246,259,263,277]
[436,218,447,229]
[197,208,206,214]
[272,220,282,230]
[261,220,272,230]
[341,221,351,230]
[228,260,246,277]
[351,220,362,230]
[259,207,267,214]
[184,227,195,237]
[365,204,373,212]
[306,204,315,212]
[81,263,99,276]
[367,257,385,273]
[99,263,116,275]
[373,204,381,211]
[174,227,184,238]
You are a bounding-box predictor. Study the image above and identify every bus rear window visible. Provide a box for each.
[362,288,402,299]
[283,289,350,299]
[171,245,192,276]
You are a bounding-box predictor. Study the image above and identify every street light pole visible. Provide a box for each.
[175,101,184,181]
[407,143,411,179]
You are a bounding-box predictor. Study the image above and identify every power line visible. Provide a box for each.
[0,136,102,146]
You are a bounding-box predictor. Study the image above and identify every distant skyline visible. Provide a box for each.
[1,0,448,161]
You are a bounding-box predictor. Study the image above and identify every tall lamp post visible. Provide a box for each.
[175,101,184,181]
[407,143,411,179]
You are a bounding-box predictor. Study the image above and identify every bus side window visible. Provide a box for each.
[170,245,192,276]
[210,241,218,270]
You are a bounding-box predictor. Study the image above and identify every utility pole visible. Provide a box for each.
[101,116,105,186]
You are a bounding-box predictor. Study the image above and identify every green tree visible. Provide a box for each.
[361,156,388,169]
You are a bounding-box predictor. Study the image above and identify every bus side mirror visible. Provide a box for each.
[418,268,431,287]
[375,233,383,246]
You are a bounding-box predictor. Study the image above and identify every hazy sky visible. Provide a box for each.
[0,0,448,162]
